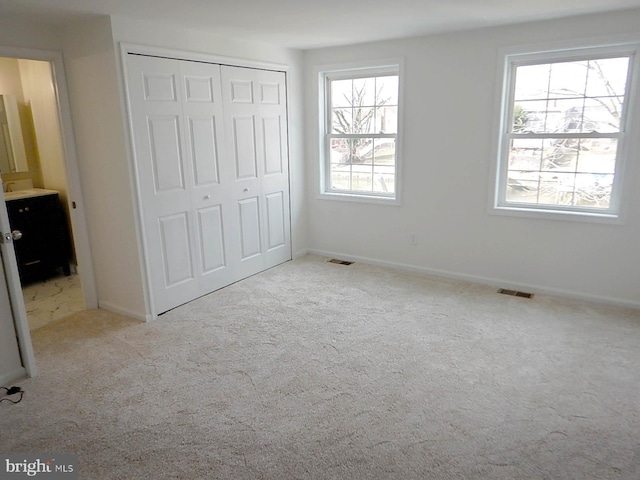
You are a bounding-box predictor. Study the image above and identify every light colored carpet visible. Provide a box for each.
[1,255,639,479]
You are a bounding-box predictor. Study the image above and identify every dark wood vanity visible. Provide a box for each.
[5,189,71,283]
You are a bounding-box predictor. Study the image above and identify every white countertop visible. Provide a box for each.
[3,188,59,201]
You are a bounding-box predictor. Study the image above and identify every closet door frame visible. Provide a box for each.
[119,43,292,320]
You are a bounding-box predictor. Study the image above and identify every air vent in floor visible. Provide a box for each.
[328,259,354,266]
[498,288,534,299]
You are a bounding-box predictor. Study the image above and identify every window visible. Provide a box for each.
[320,63,401,202]
[494,45,639,218]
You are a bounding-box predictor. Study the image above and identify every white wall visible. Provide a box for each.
[0,57,42,186]
[62,16,147,319]
[304,9,640,307]
[18,60,68,204]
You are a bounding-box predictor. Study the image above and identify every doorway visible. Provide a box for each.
[0,49,96,338]
[0,56,84,330]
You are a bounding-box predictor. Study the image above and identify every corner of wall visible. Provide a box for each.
[61,15,148,319]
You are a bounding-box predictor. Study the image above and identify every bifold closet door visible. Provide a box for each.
[126,55,237,314]
[220,65,291,280]
[126,54,291,315]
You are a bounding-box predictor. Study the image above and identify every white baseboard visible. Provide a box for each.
[98,301,150,322]
[307,249,640,310]
[293,248,309,260]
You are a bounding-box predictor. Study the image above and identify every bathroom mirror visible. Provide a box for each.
[0,94,28,174]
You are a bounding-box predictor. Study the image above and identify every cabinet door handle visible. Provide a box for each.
[1,231,22,243]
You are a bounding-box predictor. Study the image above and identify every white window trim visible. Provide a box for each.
[488,38,640,223]
[315,58,404,205]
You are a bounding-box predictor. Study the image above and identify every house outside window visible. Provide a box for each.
[319,62,402,203]
[492,43,639,219]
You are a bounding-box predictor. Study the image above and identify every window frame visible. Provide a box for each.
[317,60,404,205]
[490,42,640,222]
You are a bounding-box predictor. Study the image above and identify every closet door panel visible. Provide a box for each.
[189,116,220,186]
[158,212,193,287]
[197,205,226,273]
[255,69,291,266]
[126,55,199,313]
[265,191,286,251]
[238,197,262,260]
[231,116,258,180]
[220,66,291,271]
[147,115,185,192]
[180,60,237,294]
[261,115,283,175]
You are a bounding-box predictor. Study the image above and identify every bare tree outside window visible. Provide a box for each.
[505,56,630,209]
[326,73,399,195]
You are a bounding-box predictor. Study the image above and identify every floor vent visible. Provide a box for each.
[328,259,354,266]
[498,288,534,299]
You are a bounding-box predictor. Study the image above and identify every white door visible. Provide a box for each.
[125,54,291,315]
[0,251,23,384]
[220,66,291,280]
[0,195,34,384]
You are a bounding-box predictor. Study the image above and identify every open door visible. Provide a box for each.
[0,190,35,384]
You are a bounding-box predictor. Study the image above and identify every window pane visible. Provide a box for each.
[351,164,374,191]
[512,58,628,135]
[508,138,543,171]
[353,77,376,107]
[377,76,399,105]
[548,61,588,99]
[371,138,396,165]
[575,138,617,174]
[574,174,612,207]
[329,137,396,195]
[373,167,395,194]
[331,79,352,107]
[585,58,629,97]
[330,163,351,190]
[538,172,576,206]
[329,138,352,164]
[351,138,372,164]
[331,108,352,134]
[375,106,398,134]
[582,97,623,133]
[512,100,549,133]
[352,107,375,134]
[541,138,578,172]
[514,64,551,101]
[505,170,540,203]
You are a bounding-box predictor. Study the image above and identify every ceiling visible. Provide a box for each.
[2,0,640,49]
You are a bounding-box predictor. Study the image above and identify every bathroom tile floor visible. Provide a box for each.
[22,273,85,331]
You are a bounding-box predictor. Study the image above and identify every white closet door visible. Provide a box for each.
[126,55,234,313]
[126,54,291,315]
[220,66,291,280]
[181,60,238,296]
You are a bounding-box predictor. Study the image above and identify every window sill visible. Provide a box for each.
[490,204,623,224]
[319,191,401,206]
